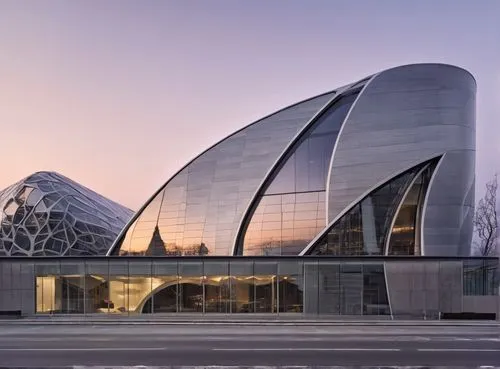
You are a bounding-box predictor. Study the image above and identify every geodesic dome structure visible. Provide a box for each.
[0,172,133,256]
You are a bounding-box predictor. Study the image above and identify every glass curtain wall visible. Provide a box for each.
[178,261,203,313]
[113,93,336,257]
[148,261,178,313]
[387,163,437,255]
[109,262,128,313]
[230,261,254,313]
[204,261,230,313]
[278,261,304,313]
[254,262,277,313]
[59,263,85,314]
[35,262,61,313]
[128,262,152,314]
[308,160,439,256]
[241,92,360,256]
[31,258,498,317]
[304,261,390,316]
[85,261,110,314]
[463,259,499,296]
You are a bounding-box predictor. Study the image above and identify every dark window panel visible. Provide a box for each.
[308,160,435,256]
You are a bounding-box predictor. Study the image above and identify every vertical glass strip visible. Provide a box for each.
[387,161,438,255]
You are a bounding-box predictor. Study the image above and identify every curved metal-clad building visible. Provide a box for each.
[1,64,497,320]
[109,63,476,257]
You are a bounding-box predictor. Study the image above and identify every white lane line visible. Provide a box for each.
[212,348,400,351]
[418,348,500,352]
[0,347,166,351]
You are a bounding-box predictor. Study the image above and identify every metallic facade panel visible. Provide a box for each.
[109,63,476,258]
[111,93,335,256]
[327,64,476,256]
[384,261,462,318]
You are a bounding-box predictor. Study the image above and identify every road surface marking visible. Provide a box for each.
[0,347,166,351]
[418,348,500,352]
[212,348,401,351]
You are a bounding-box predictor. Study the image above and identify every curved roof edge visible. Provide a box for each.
[107,62,475,257]
[106,89,337,255]
[232,82,370,255]
[377,63,477,88]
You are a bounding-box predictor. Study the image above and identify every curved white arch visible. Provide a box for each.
[324,73,378,224]
[420,154,446,256]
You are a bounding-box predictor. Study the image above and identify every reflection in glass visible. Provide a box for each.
[128,263,152,314]
[254,262,277,313]
[109,262,129,314]
[340,264,363,315]
[279,275,303,313]
[230,261,254,313]
[362,264,390,315]
[60,263,85,314]
[30,259,500,318]
[35,263,60,313]
[278,261,304,313]
[143,282,177,313]
[316,263,366,315]
[255,275,276,313]
[36,266,85,314]
[178,261,203,312]
[309,163,427,255]
[387,163,436,255]
[265,93,360,195]
[179,282,203,312]
[148,262,178,313]
[85,262,110,314]
[243,192,325,256]
[463,259,499,296]
[119,191,163,256]
[318,263,341,314]
[112,93,335,256]
[240,92,360,256]
[36,276,59,313]
[230,276,255,313]
[204,276,230,313]
[204,261,230,313]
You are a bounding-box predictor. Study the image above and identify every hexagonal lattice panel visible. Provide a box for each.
[0,172,133,256]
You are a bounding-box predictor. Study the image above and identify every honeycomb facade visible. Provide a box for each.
[0,172,133,256]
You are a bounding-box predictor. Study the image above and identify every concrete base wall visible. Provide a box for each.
[462,296,499,314]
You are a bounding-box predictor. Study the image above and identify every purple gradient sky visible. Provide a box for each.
[1,1,499,210]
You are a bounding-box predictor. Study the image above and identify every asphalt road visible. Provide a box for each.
[0,324,499,366]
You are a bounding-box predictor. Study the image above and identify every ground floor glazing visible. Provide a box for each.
[0,257,498,318]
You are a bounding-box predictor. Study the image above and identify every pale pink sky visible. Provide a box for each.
[1,1,499,210]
